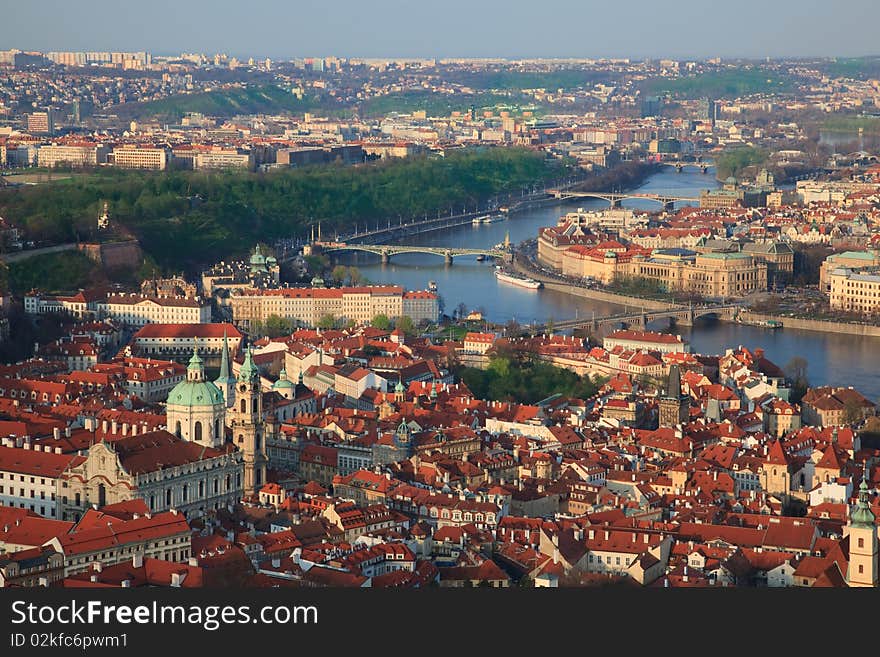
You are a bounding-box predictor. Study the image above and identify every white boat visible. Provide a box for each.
[495,269,542,290]
[472,216,484,225]
[481,213,504,224]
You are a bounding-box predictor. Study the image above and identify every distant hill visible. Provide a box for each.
[113,85,320,120]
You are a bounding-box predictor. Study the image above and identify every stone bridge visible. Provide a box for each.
[312,242,509,264]
[544,304,740,334]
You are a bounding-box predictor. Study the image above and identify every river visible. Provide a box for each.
[333,165,880,401]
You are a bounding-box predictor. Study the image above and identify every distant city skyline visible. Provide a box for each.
[0,0,878,61]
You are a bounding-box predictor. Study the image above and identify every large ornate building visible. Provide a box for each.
[60,430,243,521]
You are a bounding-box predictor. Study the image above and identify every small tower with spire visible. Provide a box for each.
[214,329,236,409]
[845,464,878,587]
[658,364,689,427]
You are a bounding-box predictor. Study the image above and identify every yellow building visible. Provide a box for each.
[558,244,767,297]
[828,267,880,313]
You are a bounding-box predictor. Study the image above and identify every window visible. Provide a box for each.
[859,564,864,574]
[859,537,865,549]
[194,422,202,442]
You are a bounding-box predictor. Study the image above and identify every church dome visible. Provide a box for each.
[167,380,225,407]
[167,347,225,407]
[273,369,295,391]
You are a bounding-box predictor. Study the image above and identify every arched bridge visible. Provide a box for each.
[546,190,701,210]
[315,242,509,264]
[659,161,710,173]
[542,304,740,334]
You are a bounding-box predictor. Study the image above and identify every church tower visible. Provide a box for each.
[214,330,236,409]
[228,348,267,496]
[845,467,878,587]
[658,364,689,427]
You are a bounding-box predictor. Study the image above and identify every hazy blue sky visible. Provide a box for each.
[0,0,877,60]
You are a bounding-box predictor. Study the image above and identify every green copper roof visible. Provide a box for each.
[187,346,204,372]
[273,369,295,389]
[167,379,225,407]
[851,476,876,529]
[238,347,259,382]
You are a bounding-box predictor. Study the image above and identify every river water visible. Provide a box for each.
[334,165,880,400]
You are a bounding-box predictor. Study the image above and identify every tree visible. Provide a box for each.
[843,399,864,425]
[347,266,362,285]
[784,356,809,403]
[331,265,349,285]
[456,302,468,321]
[317,314,336,330]
[371,314,391,330]
[394,315,415,335]
[264,314,294,338]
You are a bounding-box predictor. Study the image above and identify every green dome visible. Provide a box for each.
[167,379,225,407]
[273,369,295,390]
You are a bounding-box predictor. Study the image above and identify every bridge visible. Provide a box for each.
[546,190,702,211]
[312,242,509,264]
[659,161,710,173]
[540,304,740,334]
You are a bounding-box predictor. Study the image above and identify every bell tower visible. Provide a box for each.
[845,466,878,587]
[229,347,267,496]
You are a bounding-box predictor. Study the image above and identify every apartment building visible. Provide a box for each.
[37,143,109,168]
[828,267,880,314]
[0,442,85,519]
[229,286,438,329]
[110,145,168,170]
[100,293,211,327]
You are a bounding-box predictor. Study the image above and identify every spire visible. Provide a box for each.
[851,463,876,529]
[298,369,304,385]
[218,329,231,381]
[665,364,682,399]
[430,380,438,399]
[238,346,259,383]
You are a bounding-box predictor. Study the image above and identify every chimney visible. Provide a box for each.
[170,573,182,588]
[121,579,131,588]
[102,420,108,434]
[122,423,129,436]
[132,553,144,568]
[131,424,138,436]
[53,427,61,440]
[65,426,71,438]
[271,557,281,568]
[111,420,118,435]
[94,562,102,573]
[188,557,199,567]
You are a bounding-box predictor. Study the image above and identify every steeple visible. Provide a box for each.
[665,364,682,399]
[238,347,259,383]
[851,464,876,529]
[218,330,230,380]
[214,329,236,408]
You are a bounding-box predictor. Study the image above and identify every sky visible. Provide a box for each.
[0,0,877,61]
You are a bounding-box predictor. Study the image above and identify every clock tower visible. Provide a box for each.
[228,347,267,496]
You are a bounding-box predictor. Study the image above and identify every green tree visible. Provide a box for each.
[372,314,392,330]
[317,314,337,330]
[263,314,294,338]
[394,315,416,335]
[331,265,349,285]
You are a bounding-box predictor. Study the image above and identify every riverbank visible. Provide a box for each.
[511,250,676,311]
[739,311,880,338]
